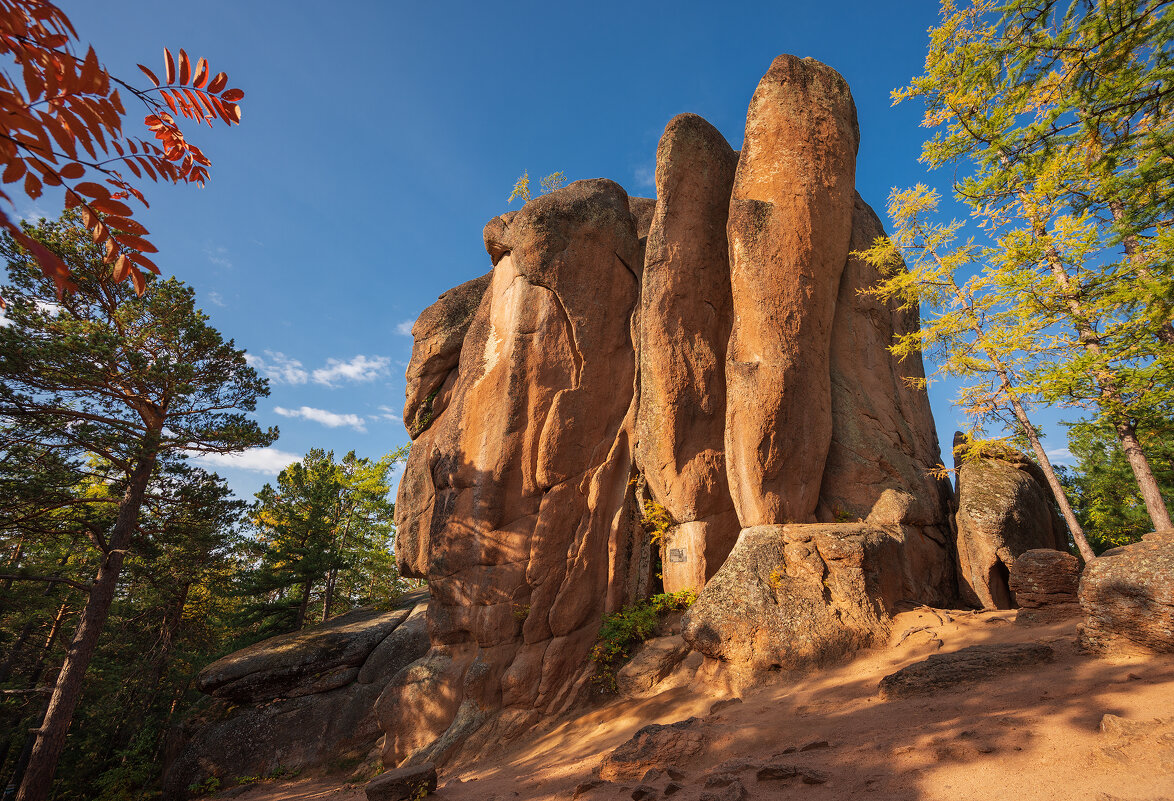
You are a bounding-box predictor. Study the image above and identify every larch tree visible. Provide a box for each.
[0,211,274,801]
[894,0,1174,533]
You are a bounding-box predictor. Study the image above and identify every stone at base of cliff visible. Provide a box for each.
[1009,549,1080,608]
[681,523,950,673]
[598,718,708,781]
[1079,535,1174,654]
[366,763,437,801]
[616,635,690,697]
[878,643,1055,699]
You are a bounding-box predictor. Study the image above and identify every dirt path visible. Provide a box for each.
[215,608,1174,801]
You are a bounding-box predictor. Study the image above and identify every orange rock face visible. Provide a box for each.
[384,179,649,764]
[386,55,958,768]
[637,114,740,593]
[725,54,860,527]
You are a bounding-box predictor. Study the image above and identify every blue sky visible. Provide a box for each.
[37,0,1075,502]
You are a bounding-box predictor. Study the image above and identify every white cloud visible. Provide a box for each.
[192,447,300,475]
[377,404,401,422]
[395,319,415,337]
[207,290,226,307]
[312,354,390,387]
[633,164,655,190]
[274,405,367,432]
[205,245,233,269]
[246,350,309,385]
[1045,447,1074,463]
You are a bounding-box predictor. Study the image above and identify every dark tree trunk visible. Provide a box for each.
[15,454,156,801]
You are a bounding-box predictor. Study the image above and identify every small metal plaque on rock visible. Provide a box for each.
[668,548,686,563]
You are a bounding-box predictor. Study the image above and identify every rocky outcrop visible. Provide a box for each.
[725,54,859,527]
[386,54,956,769]
[164,598,429,798]
[637,113,740,593]
[955,453,1067,609]
[383,178,647,768]
[1078,532,1174,654]
[681,523,952,673]
[1009,549,1080,608]
[597,718,708,781]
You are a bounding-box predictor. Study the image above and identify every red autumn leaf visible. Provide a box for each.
[177,49,190,85]
[74,181,110,198]
[89,197,132,216]
[126,251,159,274]
[129,265,145,294]
[137,64,160,86]
[3,160,26,183]
[206,72,227,94]
[113,253,129,282]
[220,88,244,102]
[114,233,158,254]
[58,162,84,180]
[103,216,147,236]
[163,47,175,84]
[193,57,208,88]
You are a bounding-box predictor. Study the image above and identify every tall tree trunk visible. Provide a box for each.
[15,453,156,801]
[1038,233,1174,532]
[295,580,312,631]
[321,570,336,624]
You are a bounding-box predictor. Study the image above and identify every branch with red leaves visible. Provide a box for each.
[0,0,244,296]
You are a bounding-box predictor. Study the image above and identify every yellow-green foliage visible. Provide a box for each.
[639,500,675,545]
[590,589,697,691]
[508,170,569,205]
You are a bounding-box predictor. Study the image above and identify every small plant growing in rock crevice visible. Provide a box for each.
[639,500,675,545]
[590,589,698,692]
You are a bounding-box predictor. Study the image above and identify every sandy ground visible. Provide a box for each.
[214,607,1174,801]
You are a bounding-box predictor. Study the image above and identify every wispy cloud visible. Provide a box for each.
[395,319,415,337]
[1045,447,1074,463]
[207,291,226,307]
[193,447,300,475]
[312,354,390,387]
[274,405,367,432]
[633,164,655,190]
[377,404,401,423]
[205,245,232,269]
[246,350,309,385]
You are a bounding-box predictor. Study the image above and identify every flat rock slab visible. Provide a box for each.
[365,763,437,801]
[878,643,1054,700]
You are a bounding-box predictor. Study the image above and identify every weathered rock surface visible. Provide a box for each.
[402,273,492,439]
[954,454,1067,609]
[819,195,949,528]
[365,763,438,801]
[196,605,416,704]
[1079,535,1174,654]
[682,523,952,673]
[1009,549,1080,608]
[598,718,708,781]
[383,178,647,767]
[616,635,690,697]
[384,54,963,768]
[725,54,859,527]
[636,113,740,593]
[878,643,1055,699]
[164,597,430,798]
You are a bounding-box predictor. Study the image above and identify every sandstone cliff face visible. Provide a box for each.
[388,55,956,767]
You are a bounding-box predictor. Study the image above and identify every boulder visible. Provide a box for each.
[164,596,430,798]
[725,54,859,527]
[366,763,438,801]
[196,605,414,703]
[682,523,950,673]
[878,643,1055,699]
[1078,535,1174,654]
[636,113,740,593]
[954,453,1067,609]
[1008,549,1080,608]
[598,718,708,781]
[616,635,690,697]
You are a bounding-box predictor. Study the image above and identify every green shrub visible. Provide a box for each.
[590,589,697,691]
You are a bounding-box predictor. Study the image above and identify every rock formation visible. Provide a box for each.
[164,598,429,796]
[954,452,1067,609]
[386,53,960,768]
[1078,530,1174,654]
